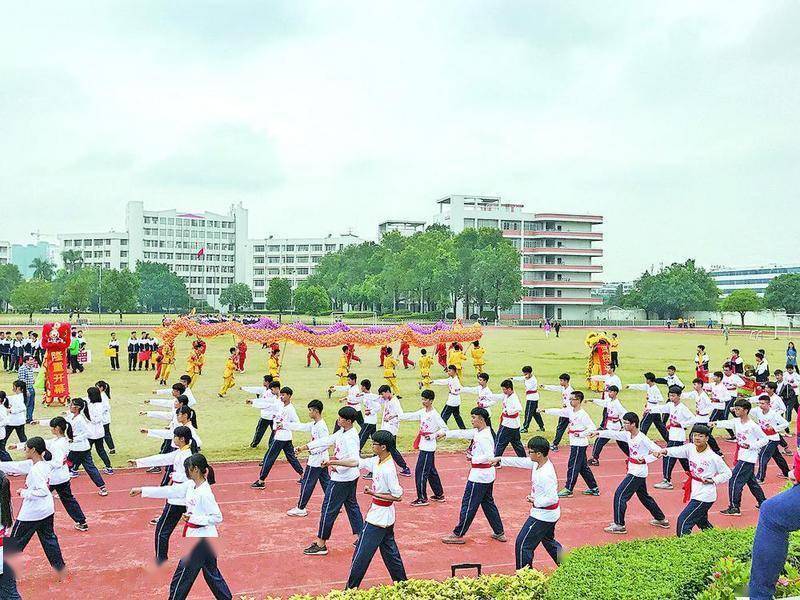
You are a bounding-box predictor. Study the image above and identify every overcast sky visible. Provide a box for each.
[2,1,798,280]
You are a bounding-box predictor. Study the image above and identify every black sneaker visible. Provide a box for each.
[303,543,328,556]
[431,495,446,502]
[587,458,600,466]
[410,499,429,507]
[250,480,265,489]
[520,427,528,434]
[362,472,373,480]
[719,507,741,516]
[75,522,89,532]
[146,466,162,474]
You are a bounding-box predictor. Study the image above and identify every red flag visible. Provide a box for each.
[196,248,205,258]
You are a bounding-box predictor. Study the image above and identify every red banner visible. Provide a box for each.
[41,322,71,406]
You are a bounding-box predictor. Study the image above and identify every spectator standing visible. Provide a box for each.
[17,355,37,424]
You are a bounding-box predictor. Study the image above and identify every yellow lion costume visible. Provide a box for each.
[585,332,612,392]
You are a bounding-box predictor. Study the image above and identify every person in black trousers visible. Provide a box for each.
[127,331,138,371]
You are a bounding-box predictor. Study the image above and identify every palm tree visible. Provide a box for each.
[29,258,55,281]
[61,250,84,273]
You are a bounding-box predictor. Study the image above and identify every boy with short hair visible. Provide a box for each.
[681,377,724,455]
[399,389,448,506]
[751,394,790,483]
[383,347,401,398]
[364,385,410,478]
[250,387,305,489]
[588,385,628,466]
[417,349,433,390]
[334,346,349,386]
[542,373,574,451]
[217,347,238,397]
[357,379,381,450]
[627,373,669,442]
[329,373,365,430]
[482,378,525,458]
[286,399,331,517]
[515,365,545,433]
[433,365,465,429]
[470,341,486,376]
[542,391,600,498]
[243,377,280,449]
[589,412,668,534]
[650,386,696,490]
[710,399,769,516]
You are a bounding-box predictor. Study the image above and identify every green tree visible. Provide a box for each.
[101,269,141,318]
[61,249,84,273]
[623,260,719,319]
[293,284,332,316]
[0,264,23,312]
[29,258,56,281]
[219,283,253,312]
[720,289,762,326]
[10,279,53,321]
[472,242,523,318]
[135,261,191,312]
[61,269,95,317]
[266,277,292,315]
[764,275,800,326]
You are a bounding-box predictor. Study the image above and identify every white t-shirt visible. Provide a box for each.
[664,445,731,502]
[360,455,403,527]
[499,457,560,522]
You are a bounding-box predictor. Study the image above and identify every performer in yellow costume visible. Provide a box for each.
[158,342,175,386]
[417,348,433,390]
[585,332,611,392]
[448,343,467,382]
[218,347,238,397]
[470,340,486,376]
[383,346,401,397]
[185,349,204,388]
[335,345,350,386]
[268,348,281,379]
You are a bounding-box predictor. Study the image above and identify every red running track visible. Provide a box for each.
[10,445,784,599]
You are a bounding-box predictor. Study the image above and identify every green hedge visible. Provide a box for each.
[544,528,755,600]
[255,568,548,600]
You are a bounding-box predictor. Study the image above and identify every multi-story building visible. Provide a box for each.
[11,242,61,277]
[378,220,426,239]
[431,195,603,320]
[708,264,800,297]
[0,241,10,266]
[593,281,635,300]
[59,201,249,309]
[247,233,361,309]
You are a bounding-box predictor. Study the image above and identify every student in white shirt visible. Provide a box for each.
[128,426,198,564]
[542,391,599,497]
[483,378,525,458]
[710,399,769,516]
[654,365,684,391]
[491,436,563,568]
[65,398,108,496]
[330,373,365,430]
[131,453,232,600]
[763,382,792,456]
[364,385,410,478]
[627,372,669,442]
[542,373,573,451]
[590,364,623,428]
[589,384,629,465]
[589,412,668,534]
[152,377,197,407]
[141,393,192,476]
[399,389,448,507]
[86,386,113,474]
[433,364,466,429]
[243,377,279,449]
[286,400,330,517]
[297,406,364,556]
[657,424,732,536]
[95,380,116,455]
[682,377,725,455]
[515,365,545,433]
[357,379,381,450]
[1,437,66,574]
[439,407,506,545]
[251,386,304,489]
[751,395,791,482]
[0,471,21,598]
[719,363,747,440]
[326,430,407,589]
[651,386,696,490]
[4,381,28,444]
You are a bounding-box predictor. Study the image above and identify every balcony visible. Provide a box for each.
[533,213,603,224]
[502,230,603,240]
[524,280,603,288]
[523,247,603,256]
[520,296,604,305]
[523,264,603,273]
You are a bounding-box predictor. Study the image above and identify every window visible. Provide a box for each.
[254,245,265,253]
[298,267,309,275]
[324,244,336,252]
[297,244,309,251]
[312,255,321,263]
[71,240,80,247]
[312,244,323,252]
[121,239,128,246]
[501,220,520,231]
[268,245,280,252]
[84,239,92,246]
[297,256,309,263]
[268,257,279,264]
[104,250,111,257]
[120,262,128,269]
[254,268,264,275]
[284,256,295,263]
[254,280,265,288]
[268,268,279,275]
[285,244,295,252]
[105,239,111,244]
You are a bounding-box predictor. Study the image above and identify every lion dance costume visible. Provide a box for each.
[585,332,612,392]
[41,322,71,406]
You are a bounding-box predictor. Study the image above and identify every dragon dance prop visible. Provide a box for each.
[156,317,482,349]
[585,332,611,392]
[41,322,71,406]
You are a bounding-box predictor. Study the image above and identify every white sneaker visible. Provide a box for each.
[287,507,308,517]
[653,480,674,490]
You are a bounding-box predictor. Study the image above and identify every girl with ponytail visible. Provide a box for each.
[65,398,108,497]
[5,381,27,444]
[140,394,192,474]
[0,392,12,462]
[86,387,113,474]
[130,453,230,600]
[0,437,66,575]
[95,380,116,455]
[128,426,199,564]
[140,406,202,451]
[26,416,89,531]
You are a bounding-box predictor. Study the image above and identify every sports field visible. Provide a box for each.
[0,325,792,464]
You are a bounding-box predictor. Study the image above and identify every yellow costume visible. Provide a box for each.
[268,355,280,379]
[585,332,611,392]
[335,353,349,386]
[160,344,175,384]
[218,355,236,397]
[383,355,400,395]
[448,349,467,381]
[186,351,204,388]
[418,354,433,388]
[470,346,486,376]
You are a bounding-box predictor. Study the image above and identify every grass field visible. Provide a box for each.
[0,326,794,465]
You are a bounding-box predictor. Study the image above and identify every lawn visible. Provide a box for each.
[0,326,794,465]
